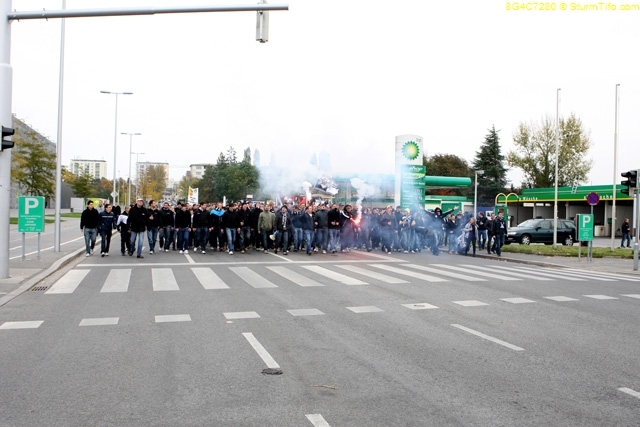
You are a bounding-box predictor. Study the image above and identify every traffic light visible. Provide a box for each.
[1,126,14,150]
[621,170,638,195]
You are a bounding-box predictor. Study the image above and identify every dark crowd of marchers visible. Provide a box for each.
[78,198,508,259]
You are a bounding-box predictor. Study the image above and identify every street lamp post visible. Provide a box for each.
[474,170,484,218]
[100,90,133,205]
[121,132,141,206]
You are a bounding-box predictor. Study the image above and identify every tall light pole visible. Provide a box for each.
[121,132,141,206]
[474,170,484,218]
[100,90,132,205]
[553,88,561,249]
[133,152,145,200]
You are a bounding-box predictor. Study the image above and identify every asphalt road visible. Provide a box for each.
[1,247,639,426]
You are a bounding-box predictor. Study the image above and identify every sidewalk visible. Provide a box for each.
[0,241,86,307]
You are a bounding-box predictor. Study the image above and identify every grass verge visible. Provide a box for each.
[501,243,634,259]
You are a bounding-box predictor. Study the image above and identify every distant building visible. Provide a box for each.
[189,163,209,179]
[10,116,74,209]
[136,161,170,179]
[69,159,107,180]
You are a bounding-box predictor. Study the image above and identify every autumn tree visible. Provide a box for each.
[199,148,260,202]
[10,129,57,198]
[472,125,509,205]
[138,165,168,201]
[507,113,592,188]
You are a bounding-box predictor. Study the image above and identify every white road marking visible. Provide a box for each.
[45,269,90,294]
[404,264,486,281]
[242,332,280,369]
[451,324,524,351]
[544,296,579,302]
[501,297,536,304]
[287,309,325,316]
[498,265,591,282]
[402,303,438,310]
[185,254,196,264]
[152,268,180,291]
[622,294,640,299]
[335,264,409,283]
[302,265,368,285]
[79,317,119,326]
[191,267,230,289]
[101,269,131,293]
[431,264,521,281]
[465,265,552,281]
[0,321,44,329]
[453,300,489,307]
[306,413,332,427]
[224,311,260,320]
[9,235,85,260]
[155,314,191,323]
[584,295,618,300]
[369,264,447,282]
[267,266,325,287]
[346,306,383,313]
[618,387,640,400]
[230,267,278,288]
[558,268,640,282]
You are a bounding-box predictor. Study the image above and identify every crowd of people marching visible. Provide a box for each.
[79,198,508,259]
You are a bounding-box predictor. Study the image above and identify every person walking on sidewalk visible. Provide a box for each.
[621,218,631,248]
[492,211,507,256]
[98,203,117,257]
[80,200,99,257]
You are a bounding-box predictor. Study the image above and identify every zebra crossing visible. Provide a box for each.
[40,262,640,295]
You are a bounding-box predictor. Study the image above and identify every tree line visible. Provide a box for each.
[10,114,592,206]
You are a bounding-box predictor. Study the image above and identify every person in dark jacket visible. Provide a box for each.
[327,203,341,253]
[128,198,149,258]
[158,202,175,252]
[491,211,507,256]
[274,205,293,254]
[314,204,329,253]
[300,205,315,255]
[222,204,242,254]
[174,203,191,253]
[476,211,488,250]
[193,202,210,254]
[98,203,117,257]
[80,200,100,256]
[340,205,356,252]
[146,200,161,254]
[621,218,631,248]
[486,212,495,254]
[117,205,131,255]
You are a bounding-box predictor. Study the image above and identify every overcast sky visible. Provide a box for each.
[9,0,640,189]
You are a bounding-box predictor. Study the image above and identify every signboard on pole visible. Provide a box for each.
[577,213,594,242]
[18,196,45,233]
[586,192,600,206]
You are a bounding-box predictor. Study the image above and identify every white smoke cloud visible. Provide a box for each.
[350,177,377,216]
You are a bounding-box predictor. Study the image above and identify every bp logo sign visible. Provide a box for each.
[402,141,420,161]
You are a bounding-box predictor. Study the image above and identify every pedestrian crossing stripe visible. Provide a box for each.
[43,263,640,296]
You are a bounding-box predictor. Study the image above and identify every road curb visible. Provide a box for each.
[0,247,86,308]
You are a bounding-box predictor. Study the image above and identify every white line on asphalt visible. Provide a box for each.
[465,265,552,281]
[501,297,536,304]
[583,294,618,300]
[80,258,405,268]
[622,294,640,299]
[152,268,180,291]
[101,269,131,293]
[544,296,579,302]
[335,264,409,283]
[347,306,383,313]
[0,320,44,330]
[369,264,447,282]
[224,312,260,320]
[451,324,524,351]
[306,413,331,427]
[403,264,486,281]
[302,265,368,285]
[9,235,86,260]
[231,266,279,288]
[618,387,640,400]
[288,308,325,316]
[45,269,90,294]
[155,314,191,323]
[242,332,280,369]
[185,254,196,264]
[430,264,521,281]
[191,267,230,289]
[267,266,325,287]
[79,317,119,326]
